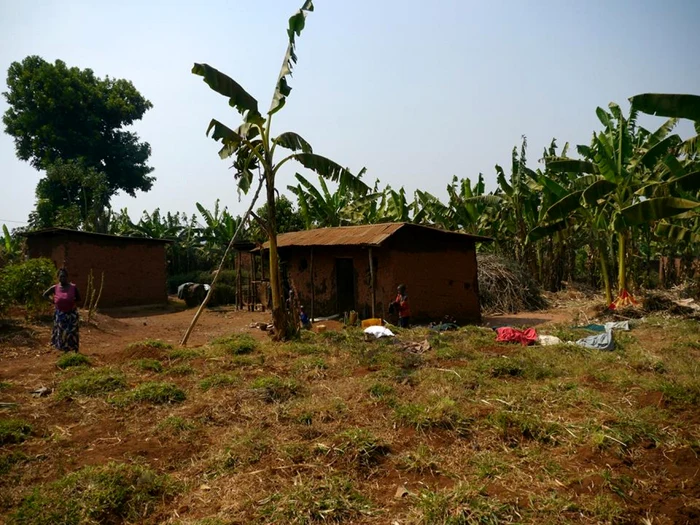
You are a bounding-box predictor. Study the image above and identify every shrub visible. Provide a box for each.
[58,368,126,397]
[0,258,55,315]
[9,462,176,525]
[0,419,32,445]
[212,334,257,355]
[56,352,91,369]
[209,283,236,307]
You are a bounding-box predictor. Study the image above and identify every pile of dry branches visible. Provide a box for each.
[477,255,548,314]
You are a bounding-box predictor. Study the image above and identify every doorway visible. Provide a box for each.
[335,258,355,314]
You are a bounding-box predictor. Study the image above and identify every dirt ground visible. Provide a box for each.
[1,300,699,524]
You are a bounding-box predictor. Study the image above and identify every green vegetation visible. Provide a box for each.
[212,334,257,355]
[134,358,163,373]
[58,368,126,397]
[0,419,32,445]
[56,352,91,369]
[0,452,27,476]
[127,339,173,350]
[0,258,55,315]
[9,463,175,525]
[250,376,301,402]
[221,429,269,471]
[169,348,202,360]
[200,373,238,391]
[119,382,187,405]
[167,364,196,376]
[411,484,519,524]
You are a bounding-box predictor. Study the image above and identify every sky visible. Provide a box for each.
[1,0,699,232]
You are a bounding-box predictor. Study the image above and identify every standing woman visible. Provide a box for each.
[44,268,81,352]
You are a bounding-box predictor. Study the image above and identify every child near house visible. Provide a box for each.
[391,284,411,328]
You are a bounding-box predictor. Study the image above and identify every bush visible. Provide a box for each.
[9,462,176,525]
[0,258,55,315]
[212,334,257,354]
[209,283,236,307]
[167,271,204,295]
[124,382,187,404]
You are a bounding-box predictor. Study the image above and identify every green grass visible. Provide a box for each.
[200,373,238,391]
[367,381,395,400]
[0,451,27,476]
[58,368,126,397]
[293,356,328,378]
[212,334,257,355]
[134,358,163,373]
[0,380,12,390]
[168,364,196,376]
[257,476,371,524]
[127,338,173,350]
[319,428,389,470]
[9,462,176,525]
[0,419,32,445]
[489,409,561,444]
[410,483,519,524]
[157,416,196,437]
[121,382,187,405]
[395,397,468,433]
[397,444,441,475]
[56,352,91,369]
[221,429,269,471]
[250,376,301,402]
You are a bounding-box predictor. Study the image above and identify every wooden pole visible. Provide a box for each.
[236,250,243,309]
[310,247,315,322]
[368,247,375,318]
[251,252,257,310]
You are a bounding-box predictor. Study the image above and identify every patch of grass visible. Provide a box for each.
[250,376,301,402]
[58,368,126,397]
[483,356,558,380]
[367,381,394,400]
[0,380,12,390]
[656,379,700,405]
[200,373,238,391]
[470,451,509,479]
[395,397,468,433]
[397,444,440,475]
[127,338,173,350]
[0,451,27,476]
[293,356,328,379]
[410,483,519,524]
[257,476,371,524]
[113,382,186,406]
[56,352,91,369]
[157,416,196,435]
[212,334,257,355]
[168,364,196,376]
[134,358,163,373]
[0,419,32,445]
[318,428,389,470]
[489,409,560,444]
[221,429,269,471]
[9,462,176,525]
[288,342,328,355]
[169,348,203,360]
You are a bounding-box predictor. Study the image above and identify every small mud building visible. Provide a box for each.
[25,228,170,308]
[263,223,490,324]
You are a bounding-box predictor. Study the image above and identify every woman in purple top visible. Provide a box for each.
[43,268,81,352]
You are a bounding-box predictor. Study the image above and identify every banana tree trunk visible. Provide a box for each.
[617,231,627,293]
[598,240,612,304]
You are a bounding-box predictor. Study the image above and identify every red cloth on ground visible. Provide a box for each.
[495,327,537,346]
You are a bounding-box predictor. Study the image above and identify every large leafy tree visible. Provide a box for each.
[193,1,367,339]
[3,55,155,217]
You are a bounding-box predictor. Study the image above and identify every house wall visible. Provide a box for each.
[27,234,168,307]
[279,236,481,323]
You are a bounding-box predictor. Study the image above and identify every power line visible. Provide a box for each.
[0,219,29,224]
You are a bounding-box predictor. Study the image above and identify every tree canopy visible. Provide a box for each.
[2,55,155,198]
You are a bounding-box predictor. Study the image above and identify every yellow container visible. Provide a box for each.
[361,318,382,328]
[348,311,358,326]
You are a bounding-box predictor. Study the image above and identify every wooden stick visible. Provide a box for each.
[180,177,264,346]
[310,247,315,322]
[369,247,375,318]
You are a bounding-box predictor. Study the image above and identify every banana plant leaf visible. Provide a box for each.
[621,197,700,225]
[655,222,700,243]
[545,190,584,221]
[582,179,617,206]
[639,134,682,169]
[274,132,313,153]
[528,219,568,242]
[290,153,369,195]
[630,93,700,121]
[546,159,598,174]
[670,171,700,192]
[192,63,262,124]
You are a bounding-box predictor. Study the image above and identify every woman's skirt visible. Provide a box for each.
[51,309,79,352]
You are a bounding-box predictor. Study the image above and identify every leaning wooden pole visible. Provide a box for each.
[310,247,315,322]
[180,177,264,346]
[368,247,375,318]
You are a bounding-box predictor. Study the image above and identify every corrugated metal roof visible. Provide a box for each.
[22,227,174,244]
[261,223,492,249]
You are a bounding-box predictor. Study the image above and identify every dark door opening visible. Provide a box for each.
[335,258,355,314]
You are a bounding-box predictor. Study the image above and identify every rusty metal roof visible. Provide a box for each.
[22,227,174,244]
[261,223,492,249]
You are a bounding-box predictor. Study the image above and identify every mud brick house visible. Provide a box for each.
[25,228,171,307]
[260,223,491,324]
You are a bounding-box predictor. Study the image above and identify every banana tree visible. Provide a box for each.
[192,1,368,339]
[546,102,699,305]
[196,200,242,263]
[1,225,22,263]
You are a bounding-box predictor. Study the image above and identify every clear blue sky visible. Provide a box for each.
[1,0,699,232]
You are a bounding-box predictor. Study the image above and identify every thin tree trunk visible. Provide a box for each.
[617,231,627,294]
[598,240,612,304]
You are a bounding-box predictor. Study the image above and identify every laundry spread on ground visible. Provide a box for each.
[495,326,538,346]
